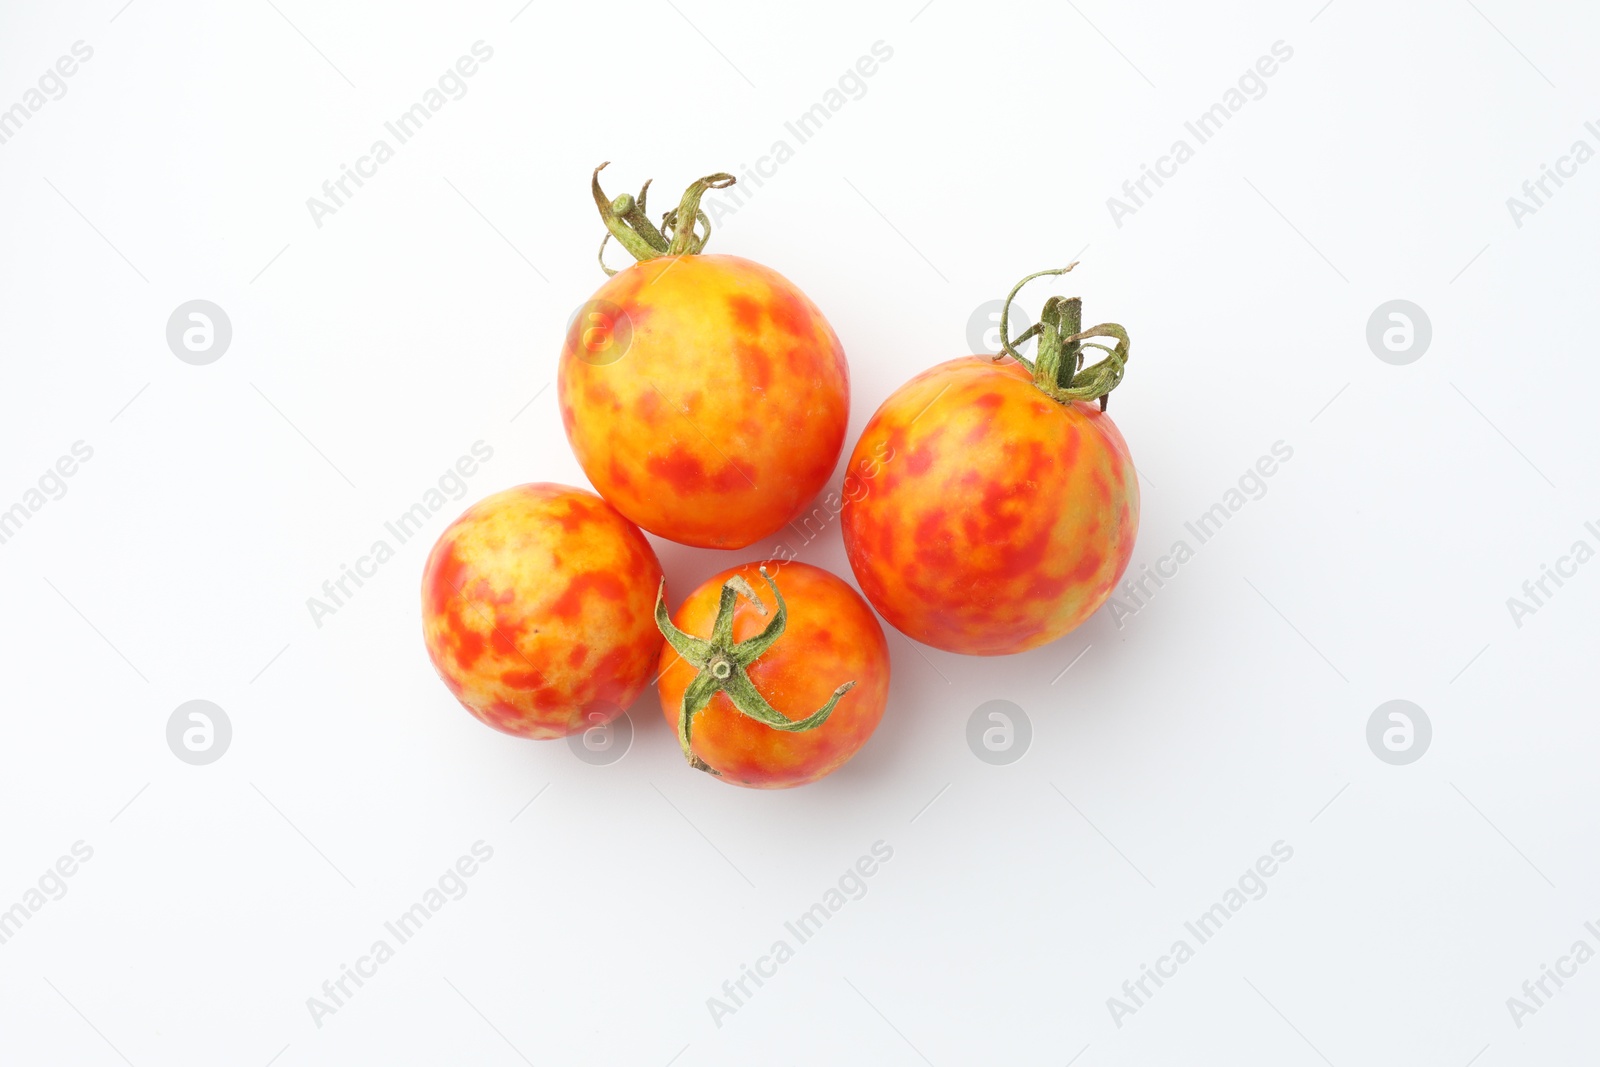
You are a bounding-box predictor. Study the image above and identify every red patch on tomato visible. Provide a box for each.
[781,345,811,374]
[567,643,589,668]
[551,499,594,533]
[960,395,998,441]
[1000,523,1052,578]
[727,293,763,333]
[1028,569,1073,601]
[734,339,772,390]
[905,427,944,478]
[648,449,705,493]
[1015,439,1049,484]
[620,537,655,582]
[1069,550,1103,583]
[549,572,627,619]
[1057,426,1082,470]
[635,388,664,423]
[488,610,528,656]
[585,380,622,412]
[969,480,1026,541]
[486,700,522,727]
[502,668,545,689]
[426,542,471,618]
[913,509,954,567]
[451,619,487,670]
[766,285,812,339]
[588,645,637,704]
[647,449,748,495]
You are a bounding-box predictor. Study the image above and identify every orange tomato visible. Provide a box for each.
[558,166,849,549]
[841,269,1139,655]
[656,562,889,788]
[421,483,663,739]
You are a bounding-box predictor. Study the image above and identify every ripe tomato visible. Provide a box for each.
[656,561,889,788]
[841,267,1139,655]
[421,483,663,739]
[558,165,849,549]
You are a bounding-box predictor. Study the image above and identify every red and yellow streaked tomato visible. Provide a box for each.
[421,483,663,739]
[558,166,849,549]
[656,561,889,788]
[841,271,1138,655]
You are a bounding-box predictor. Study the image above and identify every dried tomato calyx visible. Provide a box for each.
[592,162,737,275]
[996,264,1132,411]
[654,567,856,775]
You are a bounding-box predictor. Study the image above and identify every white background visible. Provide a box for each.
[2,0,1597,1063]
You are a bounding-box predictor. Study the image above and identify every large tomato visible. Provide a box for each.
[656,561,889,788]
[422,483,663,739]
[558,165,849,549]
[841,268,1139,655]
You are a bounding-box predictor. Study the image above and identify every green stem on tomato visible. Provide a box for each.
[654,567,856,776]
[997,264,1131,411]
[593,163,737,275]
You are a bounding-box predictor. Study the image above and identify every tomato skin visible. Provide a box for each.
[422,483,663,739]
[841,356,1139,656]
[558,254,849,549]
[657,562,890,788]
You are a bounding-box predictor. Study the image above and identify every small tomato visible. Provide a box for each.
[422,483,663,739]
[842,266,1139,655]
[558,165,849,549]
[656,561,889,788]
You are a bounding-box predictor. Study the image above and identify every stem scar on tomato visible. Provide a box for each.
[654,567,856,775]
[996,263,1131,411]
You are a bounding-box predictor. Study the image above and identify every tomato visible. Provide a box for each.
[558,165,849,549]
[841,267,1139,655]
[421,483,663,739]
[656,561,889,788]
